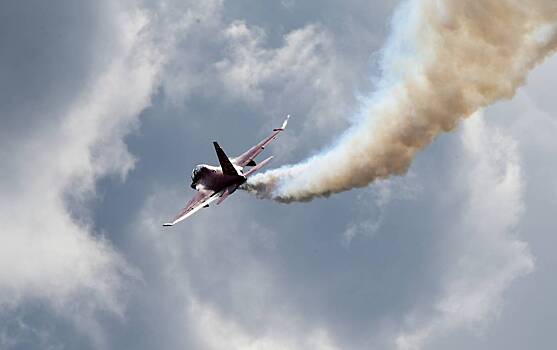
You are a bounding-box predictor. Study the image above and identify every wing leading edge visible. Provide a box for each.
[163,191,220,226]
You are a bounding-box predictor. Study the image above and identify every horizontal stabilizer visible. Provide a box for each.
[244,156,273,177]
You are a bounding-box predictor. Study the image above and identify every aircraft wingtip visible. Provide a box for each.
[273,115,290,131]
[283,115,290,128]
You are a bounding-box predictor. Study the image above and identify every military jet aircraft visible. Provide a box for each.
[163,115,290,226]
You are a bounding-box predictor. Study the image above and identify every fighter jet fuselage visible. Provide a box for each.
[190,164,246,192]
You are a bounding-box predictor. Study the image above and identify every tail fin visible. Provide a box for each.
[213,142,240,176]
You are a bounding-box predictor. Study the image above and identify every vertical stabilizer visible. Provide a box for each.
[213,142,240,176]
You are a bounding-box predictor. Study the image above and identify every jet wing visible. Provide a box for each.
[163,190,220,226]
[233,115,289,167]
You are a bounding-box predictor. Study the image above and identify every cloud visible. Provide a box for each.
[342,175,422,245]
[109,3,548,349]
[158,0,387,140]
[132,190,344,350]
[190,299,340,350]
[110,4,556,350]
[395,114,534,350]
[215,21,349,129]
[2,1,555,349]
[0,0,360,345]
[133,113,537,350]
[0,0,162,345]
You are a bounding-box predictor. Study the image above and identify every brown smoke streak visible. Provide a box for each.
[245,0,557,203]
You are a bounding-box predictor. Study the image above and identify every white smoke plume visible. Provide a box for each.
[245,0,557,203]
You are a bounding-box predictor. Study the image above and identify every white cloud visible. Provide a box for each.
[158,5,363,136]
[189,299,340,350]
[2,1,555,349]
[0,0,355,344]
[215,20,359,132]
[134,189,343,350]
[216,21,331,102]
[0,1,162,345]
[342,174,422,245]
[395,114,534,350]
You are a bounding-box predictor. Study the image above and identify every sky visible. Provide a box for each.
[1,0,556,349]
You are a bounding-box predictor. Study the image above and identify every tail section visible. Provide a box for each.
[213,142,240,176]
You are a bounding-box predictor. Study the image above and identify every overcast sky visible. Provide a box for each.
[1,1,556,349]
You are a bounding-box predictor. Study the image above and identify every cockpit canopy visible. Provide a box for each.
[191,164,203,181]
[191,164,206,182]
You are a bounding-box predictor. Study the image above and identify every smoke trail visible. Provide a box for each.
[244,0,557,203]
